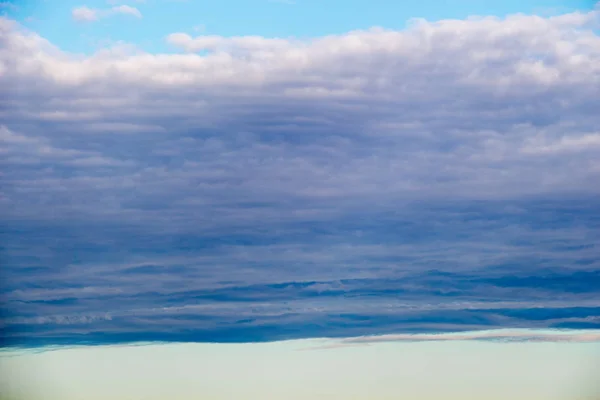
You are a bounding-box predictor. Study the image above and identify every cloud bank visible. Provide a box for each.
[1,6,599,347]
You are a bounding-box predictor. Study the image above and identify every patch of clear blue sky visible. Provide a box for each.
[2,0,597,54]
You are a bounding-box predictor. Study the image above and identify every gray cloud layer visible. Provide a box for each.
[1,9,599,346]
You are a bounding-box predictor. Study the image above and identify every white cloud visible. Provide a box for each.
[72,6,98,22]
[111,4,142,18]
[71,4,142,22]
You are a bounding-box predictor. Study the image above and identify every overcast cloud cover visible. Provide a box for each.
[1,4,600,347]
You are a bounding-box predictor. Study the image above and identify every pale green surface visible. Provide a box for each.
[1,336,599,400]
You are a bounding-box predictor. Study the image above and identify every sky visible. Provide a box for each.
[1,0,600,382]
[1,0,599,53]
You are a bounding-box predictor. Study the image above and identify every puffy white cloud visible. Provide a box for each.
[72,6,98,22]
[111,5,142,18]
[71,4,142,22]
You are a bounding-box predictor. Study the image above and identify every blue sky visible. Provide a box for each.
[1,0,598,53]
[1,0,600,349]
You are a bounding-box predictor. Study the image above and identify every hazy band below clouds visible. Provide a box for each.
[1,331,599,400]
